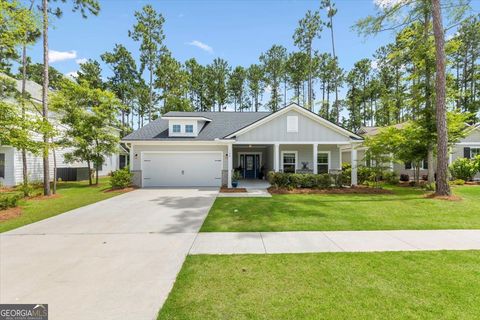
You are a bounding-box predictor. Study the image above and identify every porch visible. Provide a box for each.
[227,143,360,187]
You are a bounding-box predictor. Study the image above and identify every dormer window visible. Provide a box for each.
[172,125,181,133]
[185,125,194,133]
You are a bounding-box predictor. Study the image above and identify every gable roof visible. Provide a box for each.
[122,111,270,141]
[224,103,363,140]
[358,123,407,137]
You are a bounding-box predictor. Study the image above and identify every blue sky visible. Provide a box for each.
[26,0,480,110]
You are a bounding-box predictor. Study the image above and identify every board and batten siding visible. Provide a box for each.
[235,110,351,143]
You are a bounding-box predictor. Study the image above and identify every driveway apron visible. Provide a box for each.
[0,188,218,320]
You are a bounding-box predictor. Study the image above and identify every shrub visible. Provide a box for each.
[400,174,410,182]
[268,172,333,189]
[424,182,435,191]
[422,174,429,181]
[0,193,22,210]
[451,179,465,185]
[382,171,399,185]
[358,166,376,184]
[317,174,332,188]
[110,168,133,189]
[449,158,478,181]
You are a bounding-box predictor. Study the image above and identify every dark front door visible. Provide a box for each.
[244,155,256,179]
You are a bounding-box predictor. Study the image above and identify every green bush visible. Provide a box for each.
[382,171,399,185]
[0,193,22,210]
[317,174,332,188]
[450,179,465,185]
[423,182,436,191]
[268,172,333,189]
[110,168,133,189]
[449,158,478,181]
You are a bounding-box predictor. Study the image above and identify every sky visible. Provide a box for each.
[25,0,480,111]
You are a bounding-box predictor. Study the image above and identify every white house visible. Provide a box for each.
[0,76,126,187]
[341,123,480,180]
[122,103,364,188]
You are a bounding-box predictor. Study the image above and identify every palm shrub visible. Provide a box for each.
[449,158,478,181]
[110,168,133,189]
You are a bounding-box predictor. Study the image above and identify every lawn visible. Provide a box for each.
[0,178,128,233]
[201,185,480,232]
[158,251,480,320]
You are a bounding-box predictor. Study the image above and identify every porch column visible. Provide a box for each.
[313,143,318,174]
[351,146,358,186]
[274,143,280,172]
[227,143,233,188]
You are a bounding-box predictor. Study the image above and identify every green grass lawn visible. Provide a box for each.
[201,185,480,232]
[0,178,128,233]
[158,251,480,320]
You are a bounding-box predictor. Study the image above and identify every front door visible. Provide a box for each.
[244,155,257,179]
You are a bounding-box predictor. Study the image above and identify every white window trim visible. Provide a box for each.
[317,151,331,172]
[172,124,181,133]
[185,124,194,133]
[470,147,480,158]
[287,116,298,133]
[281,150,298,172]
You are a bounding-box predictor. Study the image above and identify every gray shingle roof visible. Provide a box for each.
[122,111,271,141]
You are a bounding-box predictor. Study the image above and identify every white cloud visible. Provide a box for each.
[65,71,78,79]
[186,40,214,54]
[75,58,88,65]
[49,50,77,63]
[178,13,185,18]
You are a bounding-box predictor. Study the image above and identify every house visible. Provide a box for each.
[341,123,480,180]
[121,103,364,188]
[0,76,127,187]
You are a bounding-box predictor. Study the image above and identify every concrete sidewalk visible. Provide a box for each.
[190,230,480,254]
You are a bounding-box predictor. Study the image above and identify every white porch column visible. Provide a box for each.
[274,143,280,172]
[313,143,318,174]
[227,143,233,188]
[351,146,358,186]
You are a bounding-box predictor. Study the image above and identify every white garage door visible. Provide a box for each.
[142,152,223,187]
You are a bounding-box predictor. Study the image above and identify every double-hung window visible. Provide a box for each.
[471,148,480,158]
[317,152,329,174]
[185,125,194,133]
[172,124,181,133]
[282,152,296,173]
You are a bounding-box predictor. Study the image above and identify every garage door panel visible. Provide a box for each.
[142,152,222,187]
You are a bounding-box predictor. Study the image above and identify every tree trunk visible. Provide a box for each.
[21,42,29,193]
[308,47,312,110]
[431,0,451,196]
[87,160,92,186]
[427,147,435,183]
[149,62,153,122]
[96,167,99,185]
[52,143,57,194]
[42,0,50,196]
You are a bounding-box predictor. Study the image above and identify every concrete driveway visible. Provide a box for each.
[0,188,218,320]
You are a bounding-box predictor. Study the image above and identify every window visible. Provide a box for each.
[317,152,329,174]
[0,153,4,178]
[471,148,480,158]
[185,124,194,133]
[172,124,181,133]
[287,116,298,132]
[405,159,428,170]
[282,152,297,173]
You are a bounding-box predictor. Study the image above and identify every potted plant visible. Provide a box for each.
[232,170,241,188]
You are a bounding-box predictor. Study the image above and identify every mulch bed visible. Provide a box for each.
[268,186,393,195]
[220,187,248,193]
[104,187,136,193]
[0,207,22,221]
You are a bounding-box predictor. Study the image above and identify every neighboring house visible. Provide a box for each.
[0,76,126,187]
[121,103,364,188]
[341,123,480,180]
